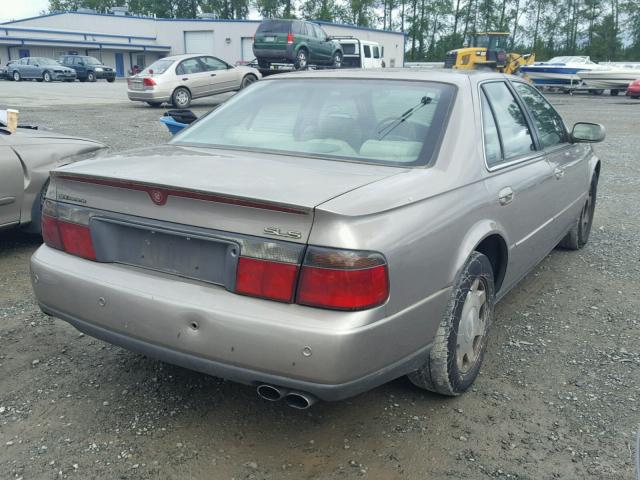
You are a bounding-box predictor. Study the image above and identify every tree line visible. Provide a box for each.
[48,0,640,61]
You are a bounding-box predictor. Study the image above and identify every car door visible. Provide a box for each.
[18,58,32,78]
[479,81,560,288]
[28,58,43,78]
[176,57,209,98]
[315,25,333,62]
[74,56,87,78]
[199,56,240,93]
[0,141,24,228]
[511,81,590,237]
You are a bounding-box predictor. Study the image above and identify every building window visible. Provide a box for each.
[136,54,146,69]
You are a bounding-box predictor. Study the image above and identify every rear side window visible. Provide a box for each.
[373,46,380,59]
[176,58,205,75]
[292,21,304,35]
[481,92,502,167]
[482,82,534,162]
[363,45,371,58]
[340,43,356,55]
[257,20,290,34]
[512,82,568,149]
[200,56,227,71]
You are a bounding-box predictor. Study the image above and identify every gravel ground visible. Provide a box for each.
[1,84,639,480]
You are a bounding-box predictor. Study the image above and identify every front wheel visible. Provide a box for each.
[13,71,21,81]
[332,52,343,69]
[295,49,308,70]
[87,71,96,82]
[240,74,257,89]
[43,71,52,82]
[558,174,598,250]
[408,252,495,396]
[172,87,191,108]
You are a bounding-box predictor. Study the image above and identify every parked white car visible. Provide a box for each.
[338,39,384,69]
[127,54,261,108]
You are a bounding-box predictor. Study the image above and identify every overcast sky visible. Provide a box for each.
[0,0,49,23]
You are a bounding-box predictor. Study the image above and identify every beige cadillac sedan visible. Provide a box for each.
[127,54,261,108]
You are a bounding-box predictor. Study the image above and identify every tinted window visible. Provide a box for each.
[292,21,304,35]
[481,92,502,167]
[340,43,356,55]
[483,82,534,161]
[363,45,371,58]
[513,82,567,149]
[257,20,291,33]
[172,79,455,167]
[74,57,85,65]
[373,46,380,58]
[200,56,227,71]
[176,58,204,75]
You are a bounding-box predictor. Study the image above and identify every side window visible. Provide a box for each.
[513,82,567,149]
[74,57,84,65]
[292,21,303,35]
[482,82,535,161]
[373,46,380,59]
[317,26,328,40]
[200,56,227,71]
[176,58,204,75]
[363,45,371,58]
[481,92,503,167]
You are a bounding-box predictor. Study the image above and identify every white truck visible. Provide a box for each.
[335,38,384,69]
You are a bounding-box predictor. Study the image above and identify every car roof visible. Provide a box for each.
[265,68,513,86]
[160,54,215,62]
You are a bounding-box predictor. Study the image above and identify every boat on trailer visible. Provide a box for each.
[578,65,640,95]
[520,56,606,90]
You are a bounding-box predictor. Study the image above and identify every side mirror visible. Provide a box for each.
[571,122,605,143]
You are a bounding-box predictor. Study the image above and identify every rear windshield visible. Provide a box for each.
[257,20,291,34]
[142,58,175,75]
[171,79,455,167]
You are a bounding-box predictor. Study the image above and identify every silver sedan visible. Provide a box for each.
[31,69,603,408]
[0,125,106,233]
[127,54,261,108]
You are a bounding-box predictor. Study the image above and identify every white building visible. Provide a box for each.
[0,11,406,77]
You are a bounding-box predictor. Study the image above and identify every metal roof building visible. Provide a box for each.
[0,11,406,77]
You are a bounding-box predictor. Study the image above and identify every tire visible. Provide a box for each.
[146,102,163,108]
[332,51,343,69]
[171,87,191,108]
[558,174,598,250]
[43,71,52,82]
[26,179,50,235]
[87,71,96,82]
[408,252,495,396]
[13,71,21,82]
[240,74,257,89]
[610,89,619,96]
[107,78,115,83]
[294,49,308,70]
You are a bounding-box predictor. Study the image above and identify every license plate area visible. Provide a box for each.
[90,218,239,289]
[264,36,276,42]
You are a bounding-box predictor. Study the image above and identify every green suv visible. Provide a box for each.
[253,19,343,71]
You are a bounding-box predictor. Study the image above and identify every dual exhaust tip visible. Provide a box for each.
[256,384,317,409]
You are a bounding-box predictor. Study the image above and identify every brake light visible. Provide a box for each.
[143,77,156,87]
[287,32,294,44]
[41,200,96,261]
[236,257,298,302]
[296,247,389,310]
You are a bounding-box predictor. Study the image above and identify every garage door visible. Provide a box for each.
[184,30,214,55]
[241,37,254,61]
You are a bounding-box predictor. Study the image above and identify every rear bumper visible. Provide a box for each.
[253,46,295,63]
[30,245,448,401]
[127,90,171,103]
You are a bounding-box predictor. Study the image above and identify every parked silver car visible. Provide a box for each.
[9,57,77,82]
[127,54,261,108]
[31,70,603,408]
[1,125,106,233]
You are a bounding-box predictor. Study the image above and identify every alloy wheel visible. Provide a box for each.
[456,278,489,374]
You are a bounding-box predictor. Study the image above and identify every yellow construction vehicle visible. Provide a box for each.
[444,32,535,74]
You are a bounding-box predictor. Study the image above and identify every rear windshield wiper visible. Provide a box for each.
[377,96,432,140]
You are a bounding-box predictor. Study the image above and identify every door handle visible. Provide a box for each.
[210,73,216,77]
[554,167,565,179]
[498,187,514,206]
[182,77,189,81]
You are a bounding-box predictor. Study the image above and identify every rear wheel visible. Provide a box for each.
[558,174,598,250]
[332,52,343,68]
[408,252,495,396]
[43,71,52,82]
[240,74,257,89]
[13,71,21,82]
[295,49,308,70]
[87,71,96,82]
[172,87,191,108]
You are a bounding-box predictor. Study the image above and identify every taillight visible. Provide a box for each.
[287,32,294,44]
[296,247,389,311]
[41,200,96,261]
[236,257,298,302]
[143,77,156,87]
